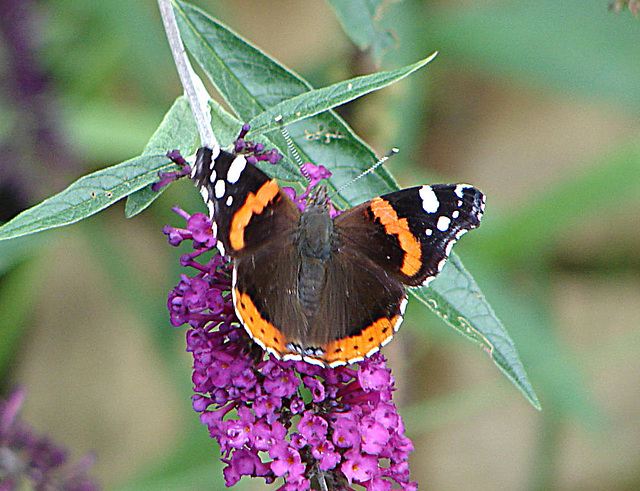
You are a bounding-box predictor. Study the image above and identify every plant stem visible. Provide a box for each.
[157,0,217,150]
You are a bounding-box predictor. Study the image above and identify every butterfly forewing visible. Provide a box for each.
[335,184,485,287]
[192,148,301,258]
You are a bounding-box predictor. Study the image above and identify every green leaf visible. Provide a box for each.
[246,54,437,135]
[174,0,399,200]
[123,185,165,219]
[461,255,597,422]
[124,95,200,218]
[0,155,174,242]
[413,255,541,410]
[142,95,200,156]
[176,0,538,407]
[326,0,397,63]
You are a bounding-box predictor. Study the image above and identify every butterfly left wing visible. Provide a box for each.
[334,184,485,287]
[191,147,308,358]
[191,147,301,259]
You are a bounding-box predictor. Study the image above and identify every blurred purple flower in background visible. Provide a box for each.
[0,388,99,490]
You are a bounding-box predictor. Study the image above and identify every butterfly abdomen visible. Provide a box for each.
[296,188,333,318]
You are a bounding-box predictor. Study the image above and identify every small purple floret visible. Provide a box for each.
[152,150,193,191]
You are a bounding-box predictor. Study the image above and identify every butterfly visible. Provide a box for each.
[191,145,484,367]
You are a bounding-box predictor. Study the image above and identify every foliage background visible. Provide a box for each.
[1,0,639,489]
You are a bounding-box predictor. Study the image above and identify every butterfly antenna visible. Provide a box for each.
[330,147,399,199]
[275,115,311,181]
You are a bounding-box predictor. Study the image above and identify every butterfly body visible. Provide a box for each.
[192,146,485,367]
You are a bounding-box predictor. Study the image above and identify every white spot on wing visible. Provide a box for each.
[302,355,325,366]
[452,210,460,219]
[419,186,439,213]
[399,296,408,315]
[437,216,451,231]
[226,195,233,207]
[231,267,240,319]
[226,156,247,184]
[422,275,436,286]
[209,169,217,183]
[393,297,408,332]
[454,185,467,199]
[266,347,280,358]
[214,180,226,199]
[199,186,209,203]
[283,353,303,362]
[445,239,456,256]
[437,258,447,271]
[425,228,433,236]
[217,240,226,257]
[366,346,380,357]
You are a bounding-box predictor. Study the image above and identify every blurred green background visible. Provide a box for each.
[1,0,640,489]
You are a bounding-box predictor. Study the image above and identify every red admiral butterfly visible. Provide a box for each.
[192,145,485,367]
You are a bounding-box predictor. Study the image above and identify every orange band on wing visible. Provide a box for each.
[234,288,288,355]
[369,197,422,277]
[323,315,401,367]
[234,286,402,367]
[229,180,280,251]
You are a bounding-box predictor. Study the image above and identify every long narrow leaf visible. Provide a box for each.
[246,54,437,135]
[414,255,541,409]
[0,155,174,241]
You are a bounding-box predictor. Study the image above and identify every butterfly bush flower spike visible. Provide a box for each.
[164,131,418,489]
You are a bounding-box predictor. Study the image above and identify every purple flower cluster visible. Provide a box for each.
[0,388,99,491]
[164,134,416,489]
